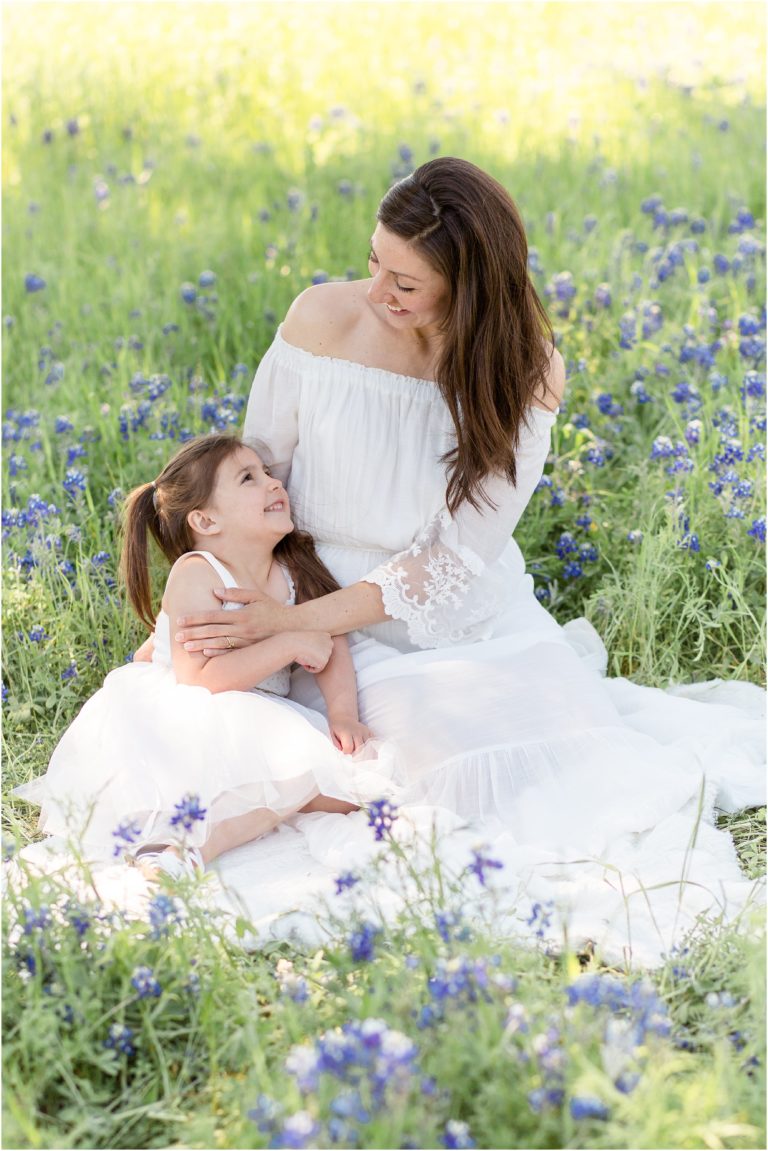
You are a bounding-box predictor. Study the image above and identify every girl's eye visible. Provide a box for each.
[241,472,252,482]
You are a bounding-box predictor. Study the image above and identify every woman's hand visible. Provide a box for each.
[175,587,290,654]
[328,713,374,755]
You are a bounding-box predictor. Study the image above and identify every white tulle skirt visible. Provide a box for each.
[15,661,402,851]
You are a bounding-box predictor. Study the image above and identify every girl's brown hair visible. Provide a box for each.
[120,434,339,631]
[377,156,555,513]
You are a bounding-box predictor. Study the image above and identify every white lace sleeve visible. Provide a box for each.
[361,407,556,649]
[243,338,300,486]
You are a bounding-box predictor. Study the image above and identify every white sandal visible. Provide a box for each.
[133,843,204,880]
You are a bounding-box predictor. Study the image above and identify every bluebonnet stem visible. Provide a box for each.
[366,798,398,840]
[169,792,207,831]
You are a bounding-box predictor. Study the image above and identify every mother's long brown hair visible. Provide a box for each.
[377,156,555,513]
[120,434,340,631]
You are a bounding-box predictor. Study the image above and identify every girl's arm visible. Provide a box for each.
[313,634,373,753]
[166,557,333,691]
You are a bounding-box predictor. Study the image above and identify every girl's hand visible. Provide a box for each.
[328,715,374,755]
[175,588,289,654]
[291,631,334,674]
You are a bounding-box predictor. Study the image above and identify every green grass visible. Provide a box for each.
[2,3,765,1148]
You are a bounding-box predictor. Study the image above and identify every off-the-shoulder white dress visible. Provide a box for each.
[230,327,763,964]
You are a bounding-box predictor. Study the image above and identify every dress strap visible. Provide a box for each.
[184,550,238,588]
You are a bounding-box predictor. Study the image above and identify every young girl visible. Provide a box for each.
[16,434,401,877]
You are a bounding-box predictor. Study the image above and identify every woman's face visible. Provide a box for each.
[367,223,450,336]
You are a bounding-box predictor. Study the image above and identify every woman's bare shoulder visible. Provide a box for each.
[281,280,370,355]
[532,344,566,411]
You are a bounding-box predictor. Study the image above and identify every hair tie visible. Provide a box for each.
[151,480,159,511]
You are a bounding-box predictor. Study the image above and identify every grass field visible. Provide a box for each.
[2,3,766,1148]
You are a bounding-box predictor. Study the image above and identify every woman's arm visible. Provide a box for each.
[167,556,335,685]
[176,580,387,652]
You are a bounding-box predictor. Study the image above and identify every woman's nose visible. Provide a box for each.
[367,271,394,304]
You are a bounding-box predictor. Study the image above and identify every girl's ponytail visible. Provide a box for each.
[275,529,341,604]
[120,482,163,631]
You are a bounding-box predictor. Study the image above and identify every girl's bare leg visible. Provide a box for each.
[140,794,358,876]
[199,806,283,865]
[299,794,359,816]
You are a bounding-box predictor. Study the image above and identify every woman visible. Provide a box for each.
[174,157,763,964]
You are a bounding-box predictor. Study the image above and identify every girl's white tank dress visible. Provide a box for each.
[222,326,764,965]
[17,550,401,852]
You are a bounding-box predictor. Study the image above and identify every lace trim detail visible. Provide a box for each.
[362,511,503,649]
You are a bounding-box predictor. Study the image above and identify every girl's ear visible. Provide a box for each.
[186,508,220,536]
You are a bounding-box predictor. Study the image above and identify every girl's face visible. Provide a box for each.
[205,445,293,542]
[367,224,450,336]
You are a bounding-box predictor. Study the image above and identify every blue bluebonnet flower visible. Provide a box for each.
[111,818,142,857]
[65,901,92,937]
[562,561,584,579]
[62,468,87,497]
[443,1119,476,1148]
[627,530,644,544]
[131,965,162,999]
[335,871,360,895]
[555,532,578,559]
[427,955,514,1012]
[28,625,47,642]
[641,194,663,214]
[593,283,611,308]
[22,904,51,936]
[104,1024,135,1057]
[148,892,181,937]
[25,274,46,293]
[275,959,310,1003]
[435,909,470,943]
[66,118,79,136]
[169,792,207,830]
[311,270,329,285]
[180,282,197,304]
[198,270,216,287]
[570,1096,609,1120]
[366,798,398,840]
[677,533,700,553]
[467,846,504,886]
[583,446,607,467]
[596,392,623,416]
[747,517,766,544]
[60,661,78,681]
[348,921,381,962]
[578,543,599,564]
[527,900,555,938]
[697,267,711,284]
